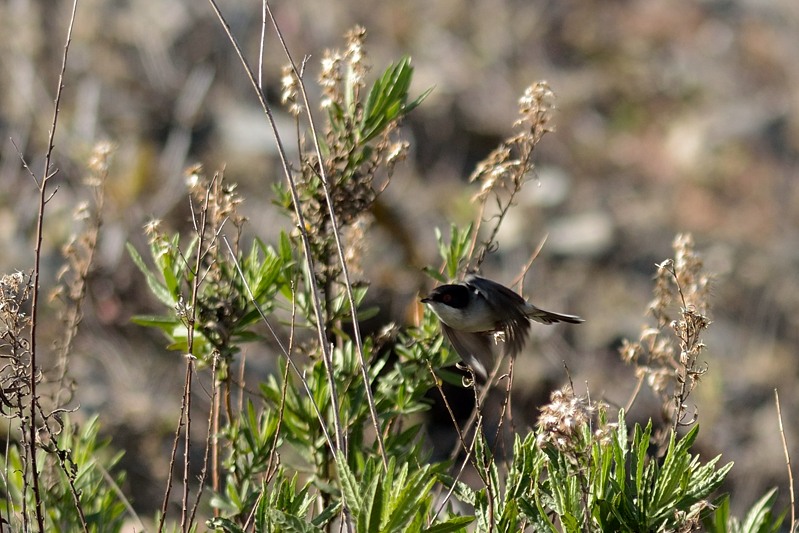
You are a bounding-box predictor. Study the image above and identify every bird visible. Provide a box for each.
[421,274,583,379]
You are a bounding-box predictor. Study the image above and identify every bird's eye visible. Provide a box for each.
[442,293,452,303]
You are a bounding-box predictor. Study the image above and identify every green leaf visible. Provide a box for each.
[703,494,730,533]
[126,242,175,307]
[335,451,361,517]
[267,509,323,533]
[130,314,181,331]
[519,497,557,532]
[279,230,294,263]
[740,487,785,533]
[422,266,447,283]
[311,502,341,528]
[207,517,245,532]
[421,515,475,533]
[359,474,382,533]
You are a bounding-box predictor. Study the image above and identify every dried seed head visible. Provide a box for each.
[86,140,115,177]
[280,65,303,116]
[537,388,595,454]
[344,25,369,89]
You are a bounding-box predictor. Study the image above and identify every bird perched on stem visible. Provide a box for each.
[422,274,583,379]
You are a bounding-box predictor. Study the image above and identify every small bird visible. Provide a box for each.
[421,274,583,379]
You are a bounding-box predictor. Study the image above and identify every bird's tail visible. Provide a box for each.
[527,306,584,325]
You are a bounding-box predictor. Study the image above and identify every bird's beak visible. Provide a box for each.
[420,296,431,303]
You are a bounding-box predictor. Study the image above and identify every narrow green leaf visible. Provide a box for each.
[519,496,557,532]
[702,494,731,533]
[359,474,382,533]
[126,242,175,306]
[311,502,342,528]
[420,515,475,533]
[383,472,435,531]
[130,314,180,330]
[279,231,293,263]
[633,422,651,505]
[741,487,783,533]
[422,266,447,283]
[335,452,361,516]
[405,86,433,115]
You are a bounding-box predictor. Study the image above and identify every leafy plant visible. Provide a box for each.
[0,416,130,533]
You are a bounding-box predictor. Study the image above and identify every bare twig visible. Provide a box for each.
[624,373,646,412]
[427,362,480,522]
[158,177,216,532]
[187,351,220,527]
[258,1,267,89]
[426,362,470,456]
[53,444,90,533]
[25,1,80,529]
[154,357,192,532]
[448,359,504,463]
[512,234,548,290]
[471,183,526,273]
[470,381,495,532]
[180,176,221,532]
[241,289,297,532]
[775,389,795,530]
[493,356,516,460]
[266,284,296,482]
[466,199,488,266]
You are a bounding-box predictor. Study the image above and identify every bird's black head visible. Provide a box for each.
[421,284,471,309]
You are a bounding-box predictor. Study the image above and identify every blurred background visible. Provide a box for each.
[1,0,798,521]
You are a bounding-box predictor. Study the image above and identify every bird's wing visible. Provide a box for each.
[440,323,495,379]
[465,275,526,306]
[465,275,531,358]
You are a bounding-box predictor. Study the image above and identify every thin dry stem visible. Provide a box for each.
[426,362,470,458]
[187,351,220,527]
[467,83,555,271]
[98,461,146,531]
[447,357,505,463]
[468,381,496,531]
[53,441,90,533]
[265,5,388,469]
[206,0,346,459]
[493,357,516,461]
[158,360,189,531]
[158,176,216,532]
[258,2,267,90]
[775,389,796,530]
[178,174,219,533]
[24,1,80,528]
[265,286,296,483]
[512,234,548,290]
